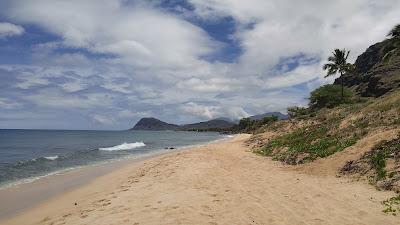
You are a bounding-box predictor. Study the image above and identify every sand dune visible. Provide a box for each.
[1,134,398,225]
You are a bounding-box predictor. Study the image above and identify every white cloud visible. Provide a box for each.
[177,77,238,93]
[263,64,322,90]
[91,114,115,125]
[117,110,151,119]
[16,76,50,89]
[0,97,22,109]
[189,0,400,73]
[59,81,87,93]
[0,22,24,38]
[23,89,113,109]
[1,0,400,129]
[181,102,220,119]
[180,102,249,120]
[102,82,132,94]
[6,0,218,71]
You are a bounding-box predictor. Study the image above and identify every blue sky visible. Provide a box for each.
[0,0,399,130]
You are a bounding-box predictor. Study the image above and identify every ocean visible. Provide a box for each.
[0,129,225,188]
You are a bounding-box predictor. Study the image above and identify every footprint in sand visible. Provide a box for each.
[92,199,111,207]
[62,213,72,218]
[201,205,211,210]
[40,216,51,222]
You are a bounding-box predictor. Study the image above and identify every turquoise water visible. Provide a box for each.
[0,129,224,187]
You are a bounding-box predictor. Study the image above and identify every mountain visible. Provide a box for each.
[336,38,400,97]
[214,117,238,124]
[130,118,179,130]
[131,118,235,131]
[180,119,235,131]
[249,112,289,120]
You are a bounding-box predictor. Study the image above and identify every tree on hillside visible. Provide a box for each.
[323,49,354,99]
[383,24,400,63]
[388,24,400,38]
[309,84,353,109]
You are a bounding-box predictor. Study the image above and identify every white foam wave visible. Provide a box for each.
[44,155,59,160]
[99,142,146,151]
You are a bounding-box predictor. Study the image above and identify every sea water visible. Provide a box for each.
[0,129,224,187]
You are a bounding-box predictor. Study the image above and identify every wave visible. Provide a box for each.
[223,135,234,138]
[29,155,59,162]
[44,155,59,160]
[99,142,146,151]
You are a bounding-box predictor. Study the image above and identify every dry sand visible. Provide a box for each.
[1,134,398,225]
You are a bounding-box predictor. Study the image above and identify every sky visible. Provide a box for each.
[0,0,399,130]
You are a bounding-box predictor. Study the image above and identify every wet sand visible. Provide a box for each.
[0,148,184,220]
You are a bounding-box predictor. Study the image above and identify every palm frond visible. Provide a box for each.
[388,24,400,38]
[323,48,352,78]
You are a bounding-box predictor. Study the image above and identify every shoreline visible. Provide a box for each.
[0,135,232,220]
[2,134,398,225]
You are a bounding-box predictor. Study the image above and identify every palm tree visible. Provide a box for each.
[383,24,400,63]
[323,49,353,99]
[388,24,400,38]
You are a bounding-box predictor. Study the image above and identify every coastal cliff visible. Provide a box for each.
[336,38,400,97]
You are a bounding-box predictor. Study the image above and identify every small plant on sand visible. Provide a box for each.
[370,151,388,180]
[382,195,400,216]
[369,137,400,181]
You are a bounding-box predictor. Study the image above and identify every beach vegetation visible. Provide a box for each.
[382,195,400,216]
[287,106,309,118]
[256,123,358,164]
[235,116,279,133]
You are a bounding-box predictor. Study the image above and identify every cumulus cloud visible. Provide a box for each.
[181,102,220,119]
[0,22,24,38]
[1,0,400,129]
[189,0,400,67]
[181,102,249,120]
[5,0,218,70]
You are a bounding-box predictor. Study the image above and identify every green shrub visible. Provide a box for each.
[371,151,387,180]
[262,115,278,123]
[309,84,353,109]
[238,118,253,130]
[236,116,279,133]
[287,106,309,118]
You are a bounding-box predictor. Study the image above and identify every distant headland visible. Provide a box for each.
[130,112,288,131]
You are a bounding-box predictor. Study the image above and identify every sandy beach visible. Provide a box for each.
[1,134,398,225]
